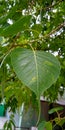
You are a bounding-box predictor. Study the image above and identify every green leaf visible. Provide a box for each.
[3,121,8,130]
[11,48,60,97]
[8,122,12,130]
[38,121,46,130]
[31,24,42,37]
[10,119,15,127]
[38,121,52,130]
[0,15,31,37]
[58,118,65,126]
[45,121,52,130]
[0,36,3,43]
[48,106,63,114]
[54,117,65,127]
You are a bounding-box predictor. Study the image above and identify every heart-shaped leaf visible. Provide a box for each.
[11,48,60,97]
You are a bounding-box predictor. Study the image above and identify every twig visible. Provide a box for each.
[28,22,65,43]
[44,22,65,38]
[39,0,63,11]
[0,21,64,67]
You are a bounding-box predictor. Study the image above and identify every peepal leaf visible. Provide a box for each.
[11,48,60,97]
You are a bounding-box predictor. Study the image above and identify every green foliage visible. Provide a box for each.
[3,114,15,130]
[50,106,65,130]
[38,121,52,130]
[0,0,65,129]
[48,106,64,114]
[11,48,60,98]
[0,15,31,37]
[38,121,46,130]
[38,107,65,130]
[10,47,60,125]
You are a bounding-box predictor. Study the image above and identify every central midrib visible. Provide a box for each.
[33,50,39,97]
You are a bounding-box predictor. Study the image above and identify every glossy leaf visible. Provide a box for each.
[11,48,60,97]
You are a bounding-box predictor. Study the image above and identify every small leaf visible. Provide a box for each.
[31,24,42,37]
[38,121,46,130]
[54,117,61,124]
[8,122,12,130]
[58,118,65,126]
[54,117,65,127]
[45,121,52,130]
[3,121,8,130]
[48,106,63,114]
[10,119,15,127]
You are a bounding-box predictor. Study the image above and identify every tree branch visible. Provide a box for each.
[44,22,65,39]
[42,0,64,11]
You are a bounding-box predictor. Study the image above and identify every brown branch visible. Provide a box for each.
[44,22,65,39]
[41,0,63,11]
[0,22,64,67]
[13,22,65,45]
[28,22,65,43]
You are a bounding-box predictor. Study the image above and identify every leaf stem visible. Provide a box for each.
[36,98,41,126]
